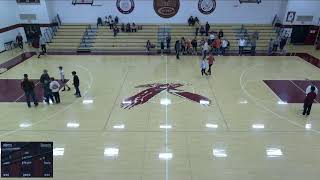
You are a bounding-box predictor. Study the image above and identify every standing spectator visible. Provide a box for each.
[114,16,119,25]
[207,53,215,75]
[200,58,208,76]
[272,37,280,53]
[213,37,222,55]
[250,33,257,56]
[268,38,274,55]
[166,35,171,52]
[186,39,192,54]
[238,37,246,56]
[21,74,38,108]
[188,16,194,26]
[131,23,137,32]
[221,38,228,55]
[191,37,198,55]
[303,86,317,116]
[72,71,81,98]
[121,23,125,32]
[306,82,318,95]
[181,37,186,54]
[146,40,152,55]
[175,40,181,59]
[97,17,103,28]
[104,16,110,26]
[109,19,114,29]
[195,21,200,36]
[58,66,70,91]
[32,33,40,58]
[194,17,199,24]
[40,69,54,104]
[49,77,61,104]
[205,22,210,36]
[126,23,131,32]
[39,34,47,58]
[209,32,215,44]
[218,29,224,39]
[160,40,165,55]
[16,33,23,49]
[279,36,287,53]
[202,41,209,59]
[113,25,119,37]
[200,26,205,36]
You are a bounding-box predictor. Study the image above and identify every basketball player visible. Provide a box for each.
[72,71,81,98]
[58,66,70,91]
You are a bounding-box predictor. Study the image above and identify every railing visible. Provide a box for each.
[80,25,93,48]
[157,25,171,49]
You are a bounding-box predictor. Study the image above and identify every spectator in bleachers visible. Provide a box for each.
[97,17,103,28]
[175,40,181,59]
[131,23,137,32]
[126,23,131,32]
[166,35,171,52]
[181,37,186,54]
[186,39,192,55]
[200,26,205,36]
[202,40,209,59]
[121,23,125,32]
[238,37,246,56]
[212,37,222,55]
[221,38,229,55]
[39,34,47,58]
[194,17,199,24]
[114,16,119,25]
[113,25,119,37]
[195,21,200,36]
[250,32,258,56]
[272,37,280,53]
[109,19,114,29]
[32,33,40,58]
[218,29,224,39]
[205,22,210,36]
[146,40,152,55]
[268,39,273,55]
[160,40,165,55]
[16,33,23,49]
[104,16,109,26]
[279,36,287,53]
[191,37,198,55]
[209,32,215,44]
[188,16,194,26]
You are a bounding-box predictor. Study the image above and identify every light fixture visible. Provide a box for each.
[305,123,312,129]
[113,124,125,129]
[206,123,218,128]
[160,98,171,105]
[53,148,64,156]
[159,153,173,160]
[266,148,283,157]
[160,124,172,129]
[82,99,93,104]
[252,124,265,129]
[104,148,119,157]
[213,148,227,157]
[200,100,210,105]
[67,122,80,128]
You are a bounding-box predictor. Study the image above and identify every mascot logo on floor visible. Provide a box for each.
[116,0,135,14]
[154,0,180,18]
[121,83,211,109]
[198,0,216,15]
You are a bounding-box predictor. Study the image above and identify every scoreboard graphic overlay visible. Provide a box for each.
[1,142,53,178]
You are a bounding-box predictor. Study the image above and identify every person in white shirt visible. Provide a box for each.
[238,37,246,56]
[221,39,228,55]
[202,41,209,59]
[58,66,70,91]
[306,83,318,95]
[49,77,61,103]
[200,58,208,76]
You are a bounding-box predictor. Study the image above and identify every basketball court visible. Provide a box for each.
[0,46,319,179]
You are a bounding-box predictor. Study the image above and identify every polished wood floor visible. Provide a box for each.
[0,46,320,180]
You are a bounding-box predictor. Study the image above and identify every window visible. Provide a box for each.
[16,0,40,3]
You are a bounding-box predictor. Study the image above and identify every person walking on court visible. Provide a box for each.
[195,21,200,36]
[49,77,61,103]
[175,40,181,59]
[202,41,209,59]
[166,35,171,52]
[72,71,81,97]
[160,40,165,55]
[16,33,23,49]
[40,69,54,104]
[39,34,47,58]
[200,58,208,76]
[21,74,38,108]
[238,37,246,56]
[303,86,317,116]
[205,22,210,36]
[207,53,215,75]
[58,66,71,91]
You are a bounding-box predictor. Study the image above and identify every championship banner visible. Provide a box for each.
[154,0,180,18]
[198,0,216,15]
[116,0,135,14]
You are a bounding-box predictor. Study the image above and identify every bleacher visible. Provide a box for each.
[48,23,277,53]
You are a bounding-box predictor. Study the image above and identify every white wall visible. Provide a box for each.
[16,0,51,24]
[282,0,320,25]
[46,0,286,24]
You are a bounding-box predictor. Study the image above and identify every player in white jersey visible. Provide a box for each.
[58,66,71,91]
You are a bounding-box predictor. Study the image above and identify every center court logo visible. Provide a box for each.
[121,83,211,109]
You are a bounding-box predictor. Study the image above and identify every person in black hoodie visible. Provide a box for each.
[21,74,38,108]
[72,71,81,97]
[205,22,210,36]
[175,40,181,59]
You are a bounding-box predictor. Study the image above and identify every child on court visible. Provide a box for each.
[303,86,317,116]
[58,66,71,91]
[207,53,215,75]
[200,58,208,76]
[49,77,61,103]
[72,71,81,97]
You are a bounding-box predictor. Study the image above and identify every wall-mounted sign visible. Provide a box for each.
[198,0,216,15]
[116,0,135,14]
[154,0,180,18]
[286,11,296,23]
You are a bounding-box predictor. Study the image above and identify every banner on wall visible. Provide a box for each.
[198,0,216,15]
[153,0,180,18]
[116,0,135,14]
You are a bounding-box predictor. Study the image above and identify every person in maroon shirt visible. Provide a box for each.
[207,53,215,75]
[303,86,317,116]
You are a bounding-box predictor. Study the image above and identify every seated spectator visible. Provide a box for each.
[97,17,103,28]
[113,25,119,37]
[126,23,131,32]
[114,16,119,25]
[218,29,224,39]
[121,23,125,32]
[188,16,194,26]
[200,26,205,36]
[191,37,198,55]
[131,23,137,32]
